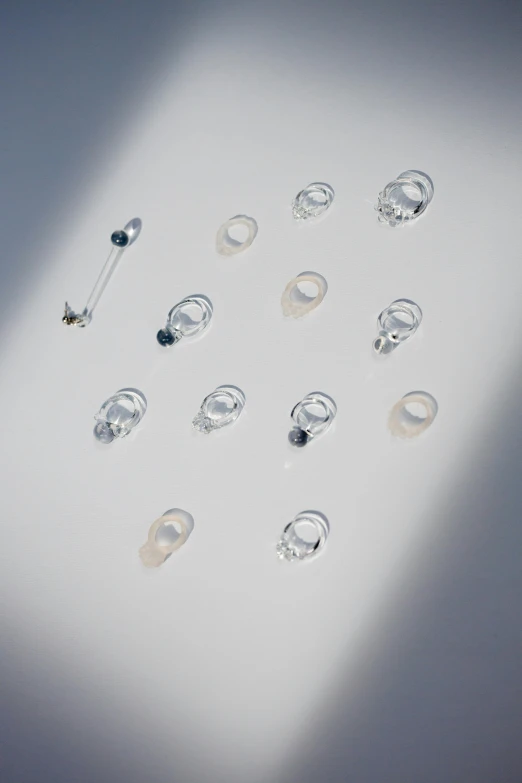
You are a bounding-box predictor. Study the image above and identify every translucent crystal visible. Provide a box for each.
[373,299,422,355]
[158,296,213,347]
[292,182,334,221]
[192,386,245,434]
[192,411,215,434]
[375,171,433,227]
[94,389,146,443]
[289,392,336,445]
[277,512,329,562]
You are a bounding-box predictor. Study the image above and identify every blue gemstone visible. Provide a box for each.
[111,230,129,247]
[157,328,176,346]
[288,428,309,447]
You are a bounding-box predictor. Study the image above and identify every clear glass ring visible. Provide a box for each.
[94,388,147,443]
[373,299,422,355]
[157,295,213,347]
[192,385,246,434]
[292,182,334,221]
[277,511,330,562]
[375,170,433,227]
[288,391,337,447]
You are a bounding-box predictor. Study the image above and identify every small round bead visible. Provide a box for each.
[288,427,309,447]
[111,230,129,247]
[156,328,176,347]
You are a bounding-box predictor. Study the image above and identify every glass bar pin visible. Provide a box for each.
[62,218,142,327]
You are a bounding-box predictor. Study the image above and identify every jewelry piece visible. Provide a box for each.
[288,391,336,447]
[192,385,246,434]
[373,299,422,355]
[93,388,146,443]
[156,295,213,347]
[63,218,142,327]
[291,182,334,221]
[277,511,329,562]
[388,391,438,439]
[281,271,327,318]
[139,508,194,568]
[216,215,258,256]
[375,170,433,227]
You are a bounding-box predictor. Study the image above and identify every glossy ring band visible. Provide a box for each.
[388,391,438,439]
[216,215,258,256]
[281,271,327,318]
[139,510,192,568]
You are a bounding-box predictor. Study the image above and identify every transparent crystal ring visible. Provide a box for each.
[156,295,213,347]
[93,388,147,444]
[281,271,327,318]
[388,391,438,439]
[373,299,422,355]
[192,385,246,434]
[216,215,258,256]
[375,170,433,227]
[277,511,330,562]
[139,508,194,568]
[288,391,336,448]
[292,182,334,221]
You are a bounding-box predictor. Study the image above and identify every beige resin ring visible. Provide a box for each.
[388,392,438,439]
[281,271,327,318]
[216,214,258,256]
[139,509,194,568]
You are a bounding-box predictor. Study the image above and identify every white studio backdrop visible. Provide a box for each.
[1,2,522,782]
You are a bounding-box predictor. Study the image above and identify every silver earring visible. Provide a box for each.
[375,170,433,227]
[373,299,422,355]
[192,385,246,434]
[156,295,213,347]
[93,388,146,443]
[63,218,142,327]
[277,511,329,562]
[288,392,336,447]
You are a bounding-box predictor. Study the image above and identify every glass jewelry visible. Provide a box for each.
[63,217,142,327]
[291,182,334,221]
[93,388,147,443]
[139,508,194,568]
[277,511,329,562]
[192,385,246,434]
[156,295,213,347]
[375,170,433,227]
[388,391,438,439]
[373,299,422,355]
[216,215,258,256]
[288,391,336,447]
[281,271,327,318]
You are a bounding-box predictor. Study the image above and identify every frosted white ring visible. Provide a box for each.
[281,272,327,318]
[388,392,438,439]
[216,215,258,256]
[139,511,189,568]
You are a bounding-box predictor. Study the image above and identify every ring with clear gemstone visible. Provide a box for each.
[375,170,433,227]
[192,385,246,434]
[94,388,147,444]
[277,511,329,562]
[291,182,334,221]
[373,299,422,355]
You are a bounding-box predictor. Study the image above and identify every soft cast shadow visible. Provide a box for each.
[280,372,522,783]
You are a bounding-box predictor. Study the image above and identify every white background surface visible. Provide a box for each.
[1,2,522,782]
